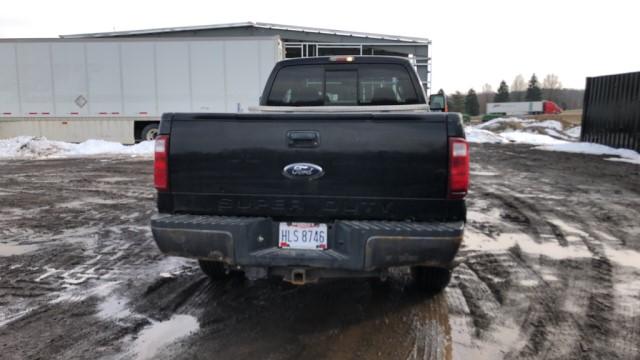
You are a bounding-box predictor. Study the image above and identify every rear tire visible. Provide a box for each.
[411,266,451,293]
[198,260,230,280]
[140,123,159,141]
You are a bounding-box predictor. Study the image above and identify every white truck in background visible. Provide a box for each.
[486,101,562,116]
[0,37,282,144]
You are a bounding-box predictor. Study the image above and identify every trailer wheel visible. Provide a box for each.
[411,266,452,294]
[140,124,159,141]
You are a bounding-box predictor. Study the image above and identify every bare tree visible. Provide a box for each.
[511,74,526,101]
[542,74,562,89]
[542,74,563,102]
[478,83,494,114]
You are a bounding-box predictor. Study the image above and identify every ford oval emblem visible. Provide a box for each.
[283,163,324,180]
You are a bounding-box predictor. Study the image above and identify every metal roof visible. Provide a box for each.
[60,21,430,44]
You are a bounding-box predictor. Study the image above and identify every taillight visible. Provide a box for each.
[154,135,169,191]
[448,137,469,199]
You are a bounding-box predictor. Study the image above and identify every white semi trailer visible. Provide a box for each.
[486,101,562,116]
[0,37,283,144]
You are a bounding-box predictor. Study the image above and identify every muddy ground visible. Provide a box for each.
[0,144,639,360]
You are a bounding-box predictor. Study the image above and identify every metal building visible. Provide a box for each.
[62,22,432,93]
[0,22,431,144]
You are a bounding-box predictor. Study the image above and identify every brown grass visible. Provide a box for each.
[527,109,582,126]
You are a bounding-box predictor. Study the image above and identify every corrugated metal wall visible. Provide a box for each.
[581,71,640,151]
[0,37,282,117]
[0,117,139,144]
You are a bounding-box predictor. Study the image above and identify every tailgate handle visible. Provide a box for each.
[287,131,320,148]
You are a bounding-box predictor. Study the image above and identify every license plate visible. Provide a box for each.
[278,222,328,250]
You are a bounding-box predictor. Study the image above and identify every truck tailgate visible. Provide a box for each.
[162,112,461,221]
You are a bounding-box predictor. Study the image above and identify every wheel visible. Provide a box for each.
[140,123,159,141]
[198,260,230,280]
[411,266,451,293]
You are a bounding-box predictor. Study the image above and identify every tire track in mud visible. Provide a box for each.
[125,268,456,360]
[573,215,640,359]
[0,158,159,330]
[0,158,176,360]
[467,193,592,358]
[503,195,634,359]
[2,145,640,359]
[470,187,596,359]
[467,144,640,359]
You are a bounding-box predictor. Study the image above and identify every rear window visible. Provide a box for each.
[266,64,421,106]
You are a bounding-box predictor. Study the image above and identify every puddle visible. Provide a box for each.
[546,219,589,237]
[464,230,592,260]
[450,314,524,360]
[463,230,518,252]
[471,171,499,176]
[98,296,131,319]
[131,314,199,360]
[467,208,502,224]
[467,217,637,265]
[614,279,640,299]
[541,272,559,282]
[602,244,640,269]
[50,281,120,304]
[519,279,539,287]
[99,177,133,183]
[50,226,100,247]
[605,157,640,165]
[592,229,619,242]
[517,234,592,260]
[0,243,39,256]
[58,197,132,208]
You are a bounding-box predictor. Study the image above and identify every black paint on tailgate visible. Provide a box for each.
[164,112,455,221]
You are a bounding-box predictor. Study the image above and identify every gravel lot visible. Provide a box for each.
[0,144,639,360]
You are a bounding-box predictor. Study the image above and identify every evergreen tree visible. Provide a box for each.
[447,91,465,113]
[464,89,480,116]
[437,88,445,95]
[494,80,510,102]
[525,74,542,101]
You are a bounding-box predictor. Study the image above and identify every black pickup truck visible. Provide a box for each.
[151,56,468,293]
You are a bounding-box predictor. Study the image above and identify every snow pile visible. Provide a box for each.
[465,126,570,146]
[67,139,154,156]
[0,136,153,159]
[474,117,579,141]
[565,126,581,138]
[499,131,567,145]
[466,117,583,145]
[465,128,508,144]
[466,117,640,165]
[0,136,74,158]
[536,142,640,165]
[475,117,536,131]
[528,120,564,132]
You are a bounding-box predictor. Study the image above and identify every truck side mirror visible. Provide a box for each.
[429,94,447,112]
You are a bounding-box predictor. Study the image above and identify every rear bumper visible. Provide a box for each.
[151,214,464,271]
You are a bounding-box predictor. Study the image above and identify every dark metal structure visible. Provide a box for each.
[581,71,640,151]
[61,22,432,94]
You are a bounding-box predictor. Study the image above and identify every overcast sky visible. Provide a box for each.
[2,0,638,93]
